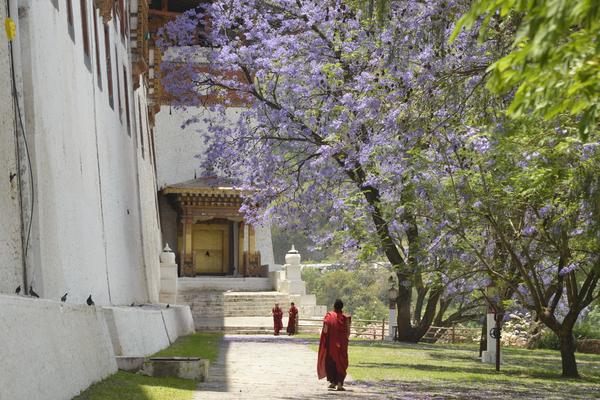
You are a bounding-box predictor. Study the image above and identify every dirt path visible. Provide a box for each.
[193,335,383,399]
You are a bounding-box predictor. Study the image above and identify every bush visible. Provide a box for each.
[535,330,560,350]
[533,322,600,351]
[574,322,600,340]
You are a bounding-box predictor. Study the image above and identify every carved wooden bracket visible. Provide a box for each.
[132,58,149,79]
[94,0,113,23]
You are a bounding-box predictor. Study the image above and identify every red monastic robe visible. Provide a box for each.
[272,306,283,335]
[287,305,299,334]
[317,311,350,381]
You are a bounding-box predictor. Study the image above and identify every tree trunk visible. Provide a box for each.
[433,297,450,326]
[558,330,579,378]
[414,287,428,324]
[395,278,415,341]
[414,289,443,340]
[479,317,487,357]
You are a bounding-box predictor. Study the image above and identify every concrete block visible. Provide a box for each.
[116,356,146,372]
[140,357,209,381]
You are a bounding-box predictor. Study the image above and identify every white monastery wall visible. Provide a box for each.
[103,304,194,356]
[154,105,244,189]
[12,0,159,305]
[0,295,117,400]
[0,0,24,294]
[133,82,163,302]
[255,222,275,269]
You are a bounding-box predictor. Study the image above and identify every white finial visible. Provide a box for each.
[288,244,298,254]
[163,243,173,252]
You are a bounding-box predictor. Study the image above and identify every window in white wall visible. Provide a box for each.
[117,0,126,40]
[92,9,102,89]
[80,0,91,70]
[145,105,155,165]
[138,100,145,158]
[115,45,122,122]
[123,66,131,136]
[104,24,114,109]
[66,0,75,41]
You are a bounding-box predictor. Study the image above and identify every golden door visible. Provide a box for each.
[192,225,229,274]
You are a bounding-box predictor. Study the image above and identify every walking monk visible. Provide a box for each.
[287,302,299,335]
[272,303,283,336]
[317,299,351,391]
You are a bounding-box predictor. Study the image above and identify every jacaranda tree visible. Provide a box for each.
[439,118,600,377]
[159,0,498,341]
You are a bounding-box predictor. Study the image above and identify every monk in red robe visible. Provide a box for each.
[287,302,299,335]
[272,303,283,335]
[317,299,350,391]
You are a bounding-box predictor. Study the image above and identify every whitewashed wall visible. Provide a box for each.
[12,0,159,305]
[134,82,162,302]
[0,295,117,400]
[103,304,194,356]
[154,105,244,189]
[255,222,275,269]
[0,0,24,294]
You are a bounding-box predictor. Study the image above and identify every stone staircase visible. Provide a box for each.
[177,290,326,332]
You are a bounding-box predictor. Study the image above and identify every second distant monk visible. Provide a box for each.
[287,302,299,335]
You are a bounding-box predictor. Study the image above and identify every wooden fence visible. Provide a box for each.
[299,317,389,340]
[299,318,479,344]
[421,325,480,344]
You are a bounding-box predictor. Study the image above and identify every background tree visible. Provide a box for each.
[453,0,600,137]
[440,119,600,377]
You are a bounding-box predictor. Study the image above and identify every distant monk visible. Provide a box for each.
[287,302,299,335]
[317,299,350,391]
[272,303,283,336]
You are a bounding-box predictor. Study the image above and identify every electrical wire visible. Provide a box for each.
[5,5,35,290]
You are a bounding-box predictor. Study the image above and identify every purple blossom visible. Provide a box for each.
[559,263,578,277]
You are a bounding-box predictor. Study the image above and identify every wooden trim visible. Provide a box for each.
[148,8,181,18]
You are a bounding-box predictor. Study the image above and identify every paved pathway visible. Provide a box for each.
[193,335,383,399]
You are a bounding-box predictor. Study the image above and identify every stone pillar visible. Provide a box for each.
[283,245,305,294]
[159,244,178,304]
[243,223,249,252]
[232,222,239,276]
[182,217,193,276]
[482,313,499,363]
[388,302,397,341]
[274,245,327,318]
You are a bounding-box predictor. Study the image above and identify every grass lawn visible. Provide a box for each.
[74,333,223,400]
[152,332,222,362]
[73,371,197,400]
[310,340,600,399]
